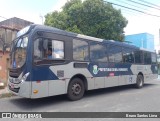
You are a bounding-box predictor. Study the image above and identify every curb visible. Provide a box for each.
[0,86,15,99]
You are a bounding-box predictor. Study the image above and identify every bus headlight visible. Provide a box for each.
[21,72,30,83]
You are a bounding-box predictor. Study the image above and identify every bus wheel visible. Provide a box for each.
[135,74,144,88]
[67,78,85,101]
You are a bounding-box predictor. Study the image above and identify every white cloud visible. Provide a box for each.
[52,0,68,12]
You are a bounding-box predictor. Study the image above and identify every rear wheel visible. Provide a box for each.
[135,74,144,88]
[67,78,85,101]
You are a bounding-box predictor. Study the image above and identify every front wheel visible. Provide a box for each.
[67,78,85,101]
[135,75,144,88]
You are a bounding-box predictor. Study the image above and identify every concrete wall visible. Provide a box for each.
[0,51,9,82]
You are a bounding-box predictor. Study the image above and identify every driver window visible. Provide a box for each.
[34,38,64,60]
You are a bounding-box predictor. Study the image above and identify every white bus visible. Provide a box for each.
[7,24,158,100]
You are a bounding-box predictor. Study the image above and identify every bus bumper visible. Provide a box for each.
[8,78,31,98]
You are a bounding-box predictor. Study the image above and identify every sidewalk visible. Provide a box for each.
[0,86,9,95]
[0,85,14,98]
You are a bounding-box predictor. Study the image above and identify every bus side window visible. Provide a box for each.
[108,45,122,63]
[151,53,157,64]
[134,50,143,64]
[73,39,89,61]
[123,48,134,63]
[34,38,43,59]
[144,52,151,64]
[90,43,108,62]
[34,38,64,60]
[51,40,64,59]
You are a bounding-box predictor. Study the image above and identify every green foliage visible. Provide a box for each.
[44,0,128,41]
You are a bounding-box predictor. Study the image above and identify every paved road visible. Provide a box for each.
[0,79,160,121]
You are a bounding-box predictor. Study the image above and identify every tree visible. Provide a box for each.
[44,0,128,41]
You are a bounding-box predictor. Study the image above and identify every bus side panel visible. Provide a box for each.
[105,76,119,88]
[19,81,32,98]
[131,64,158,82]
[31,81,49,98]
[118,75,126,86]
[87,78,95,90]
[94,77,105,89]
[48,79,66,96]
[125,75,137,84]
[49,62,94,94]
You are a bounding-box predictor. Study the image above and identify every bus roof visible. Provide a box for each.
[139,48,156,53]
[31,24,141,50]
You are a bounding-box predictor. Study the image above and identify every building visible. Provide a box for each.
[0,17,33,82]
[0,17,33,45]
[125,33,155,51]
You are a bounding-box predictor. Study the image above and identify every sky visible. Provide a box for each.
[0,0,160,46]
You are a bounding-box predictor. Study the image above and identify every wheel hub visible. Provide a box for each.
[72,83,81,95]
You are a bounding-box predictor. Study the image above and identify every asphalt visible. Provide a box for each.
[0,78,160,121]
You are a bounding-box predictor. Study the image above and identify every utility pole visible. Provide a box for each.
[159,29,160,45]
[39,15,44,25]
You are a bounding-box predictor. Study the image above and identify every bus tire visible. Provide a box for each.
[135,74,144,88]
[67,78,85,101]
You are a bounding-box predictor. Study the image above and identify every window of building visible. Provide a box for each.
[123,48,134,63]
[134,50,143,64]
[144,52,151,64]
[90,43,108,62]
[34,38,64,61]
[108,45,122,63]
[73,39,89,61]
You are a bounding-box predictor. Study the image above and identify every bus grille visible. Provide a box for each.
[9,85,20,93]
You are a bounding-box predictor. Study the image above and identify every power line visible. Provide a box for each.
[137,0,160,8]
[105,1,160,17]
[126,0,160,11]
[113,0,151,11]
[120,8,144,16]
[107,0,150,17]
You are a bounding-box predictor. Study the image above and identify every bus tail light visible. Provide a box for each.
[36,80,41,83]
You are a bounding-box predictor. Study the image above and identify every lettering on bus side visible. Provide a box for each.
[92,65,128,75]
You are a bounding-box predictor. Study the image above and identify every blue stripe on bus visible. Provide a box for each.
[31,66,59,81]
[28,63,157,82]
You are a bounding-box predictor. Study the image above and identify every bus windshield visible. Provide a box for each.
[10,36,28,68]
